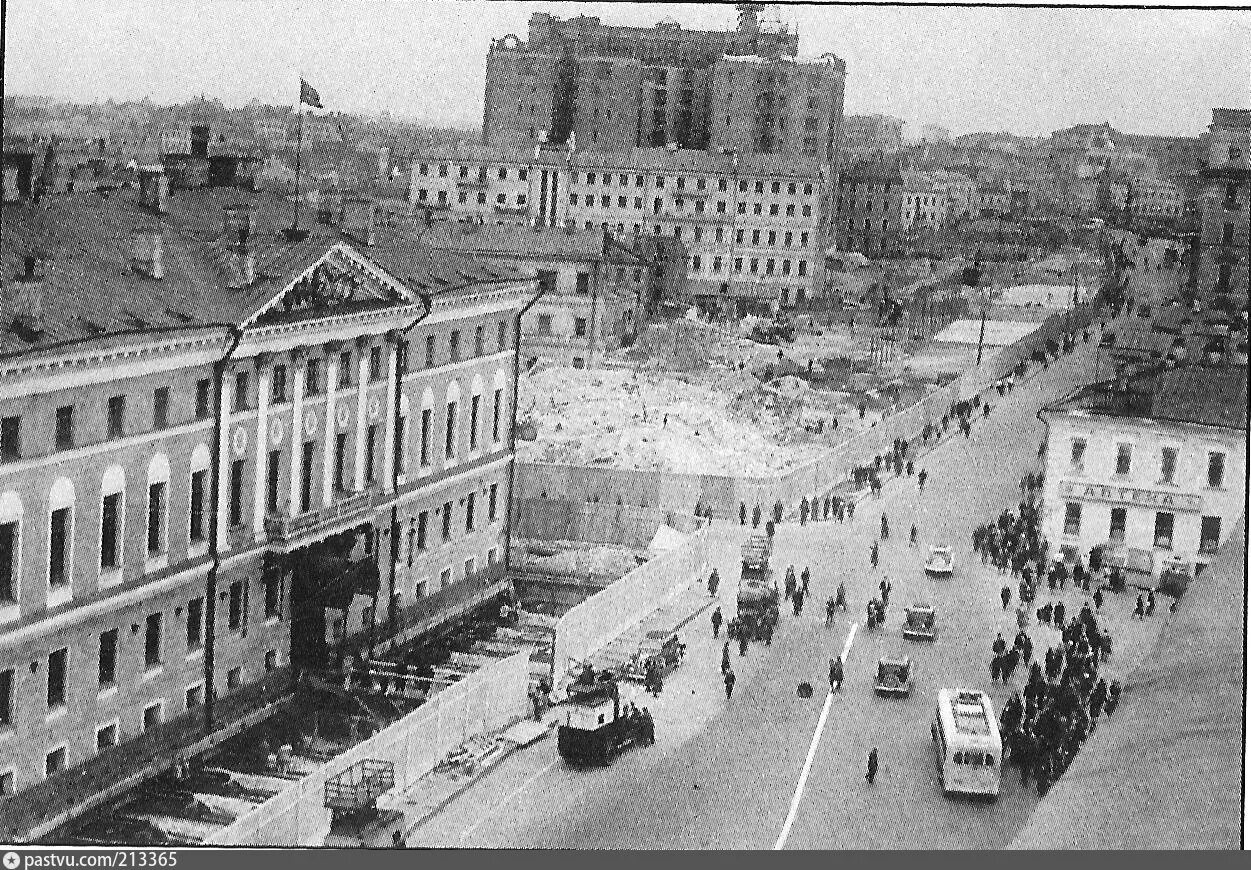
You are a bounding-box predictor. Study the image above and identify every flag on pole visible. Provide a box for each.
[299,78,324,109]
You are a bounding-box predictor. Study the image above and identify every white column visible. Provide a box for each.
[323,351,340,507]
[353,350,369,492]
[252,363,271,540]
[289,356,306,517]
[382,345,399,488]
[215,373,234,551]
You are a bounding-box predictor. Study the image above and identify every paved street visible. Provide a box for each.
[408,327,1169,849]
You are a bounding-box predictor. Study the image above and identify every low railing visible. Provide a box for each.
[264,488,379,544]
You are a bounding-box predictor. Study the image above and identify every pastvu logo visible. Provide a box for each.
[3,851,21,870]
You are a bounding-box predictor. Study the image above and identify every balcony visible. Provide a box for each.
[264,487,381,549]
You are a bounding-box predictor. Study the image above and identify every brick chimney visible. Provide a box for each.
[131,228,165,280]
[222,205,256,289]
[341,197,376,246]
[222,203,255,245]
[227,244,256,290]
[138,168,169,214]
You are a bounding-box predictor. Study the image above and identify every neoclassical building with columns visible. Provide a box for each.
[0,165,535,819]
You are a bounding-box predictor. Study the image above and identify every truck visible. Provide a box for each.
[736,535,779,640]
[557,670,649,766]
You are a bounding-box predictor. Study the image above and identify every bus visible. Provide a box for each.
[931,688,1002,799]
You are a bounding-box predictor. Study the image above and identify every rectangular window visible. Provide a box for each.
[333,432,347,493]
[442,502,453,542]
[98,629,117,688]
[146,482,166,555]
[185,684,203,710]
[449,330,461,362]
[228,580,243,631]
[265,650,278,672]
[498,321,507,352]
[187,597,203,651]
[469,395,481,450]
[0,521,15,602]
[465,557,476,579]
[96,491,121,570]
[466,493,476,533]
[227,667,242,690]
[271,365,287,403]
[445,402,458,458]
[142,702,162,732]
[420,409,432,467]
[46,747,67,777]
[537,314,552,335]
[301,442,314,512]
[338,352,352,388]
[196,379,212,419]
[440,567,452,589]
[1200,516,1222,554]
[267,450,281,513]
[229,460,245,526]
[489,484,498,521]
[536,270,557,295]
[49,507,69,588]
[1160,447,1177,484]
[305,359,322,395]
[576,273,591,295]
[574,317,588,338]
[0,668,12,727]
[108,396,126,438]
[233,372,249,412]
[1063,502,1081,536]
[144,612,162,668]
[1069,438,1086,470]
[47,648,67,708]
[1109,507,1127,543]
[96,721,118,753]
[1207,452,1225,488]
[417,511,428,550]
[55,406,74,450]
[153,387,170,429]
[189,470,206,543]
[1115,443,1132,476]
[474,325,485,357]
[1153,512,1174,549]
[369,346,383,382]
[265,572,280,619]
[365,425,378,484]
[1,416,20,462]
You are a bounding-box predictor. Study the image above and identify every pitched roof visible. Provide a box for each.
[0,184,526,359]
[420,221,607,262]
[1150,365,1249,429]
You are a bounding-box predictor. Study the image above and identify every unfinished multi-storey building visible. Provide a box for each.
[482,4,844,162]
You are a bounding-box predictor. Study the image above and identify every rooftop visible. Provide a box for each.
[0,182,525,359]
[1048,365,1249,430]
[421,221,634,264]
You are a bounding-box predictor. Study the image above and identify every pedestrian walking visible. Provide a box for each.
[910,524,918,547]
[918,469,928,492]
[739,502,747,526]
[724,668,737,700]
[866,748,879,784]
[905,459,914,477]
[1001,585,1012,610]
[708,568,720,597]
[870,541,879,569]
[1145,590,1156,617]
[1093,587,1104,611]
[801,567,811,598]
[711,606,723,638]
[825,597,837,627]
[721,641,731,674]
[880,514,889,540]
[829,656,844,692]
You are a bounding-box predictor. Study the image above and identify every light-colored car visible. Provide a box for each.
[924,545,954,577]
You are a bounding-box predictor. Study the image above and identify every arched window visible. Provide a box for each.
[1,491,24,611]
[47,477,76,600]
[444,380,462,462]
[100,465,126,582]
[188,446,210,552]
[146,454,171,562]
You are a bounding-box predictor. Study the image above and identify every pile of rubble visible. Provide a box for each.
[522,542,646,578]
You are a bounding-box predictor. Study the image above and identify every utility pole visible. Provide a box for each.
[976,285,989,366]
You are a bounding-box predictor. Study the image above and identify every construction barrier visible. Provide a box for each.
[203,650,531,846]
[515,497,703,547]
[553,527,709,684]
[518,303,1098,526]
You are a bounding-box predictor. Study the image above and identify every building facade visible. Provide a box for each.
[1190,108,1250,311]
[1039,366,1247,579]
[0,169,532,813]
[839,114,905,163]
[835,161,904,256]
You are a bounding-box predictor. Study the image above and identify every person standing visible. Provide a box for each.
[1001,585,1012,609]
[721,640,731,674]
[724,668,737,700]
[870,541,879,569]
[711,606,723,638]
[708,568,720,597]
[801,567,811,598]
[829,656,844,692]
[918,468,928,492]
[866,748,879,784]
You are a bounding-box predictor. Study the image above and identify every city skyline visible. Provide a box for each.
[3,1,1249,138]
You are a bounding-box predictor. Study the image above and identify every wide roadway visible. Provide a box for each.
[410,331,1165,849]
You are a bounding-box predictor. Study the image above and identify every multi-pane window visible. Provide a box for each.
[1109,507,1127,543]
[189,470,206,544]
[107,396,126,438]
[233,372,250,412]
[338,352,353,388]
[1069,438,1086,469]
[100,492,121,569]
[305,359,322,395]
[1063,502,1081,536]
[144,612,162,668]
[474,326,485,357]
[417,511,428,550]
[420,409,432,467]
[365,425,378,484]
[425,335,436,368]
[1,416,21,461]
[266,450,281,513]
[442,501,453,542]
[229,459,245,526]
[469,395,481,451]
[576,273,591,294]
[369,346,383,382]
[1153,512,1174,549]
[153,387,170,429]
[186,597,203,651]
[271,365,287,403]
[196,379,212,419]
[146,482,166,556]
[47,648,67,708]
[1200,516,1222,554]
[55,406,74,450]
[489,484,498,522]
[465,493,476,533]
[449,331,461,362]
[98,629,117,688]
[300,442,314,512]
[1115,443,1132,476]
[49,507,70,588]
[333,433,348,493]
[445,401,458,458]
[1207,452,1225,488]
[0,521,15,602]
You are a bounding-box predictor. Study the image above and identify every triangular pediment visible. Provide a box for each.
[248,243,414,327]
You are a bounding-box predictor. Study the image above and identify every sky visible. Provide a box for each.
[3,1,1249,137]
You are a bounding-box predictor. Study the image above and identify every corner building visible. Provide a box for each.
[0,165,533,823]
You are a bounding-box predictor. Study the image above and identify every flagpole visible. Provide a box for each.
[292,99,305,234]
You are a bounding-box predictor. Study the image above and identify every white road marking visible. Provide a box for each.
[774,622,858,851]
[459,757,559,843]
